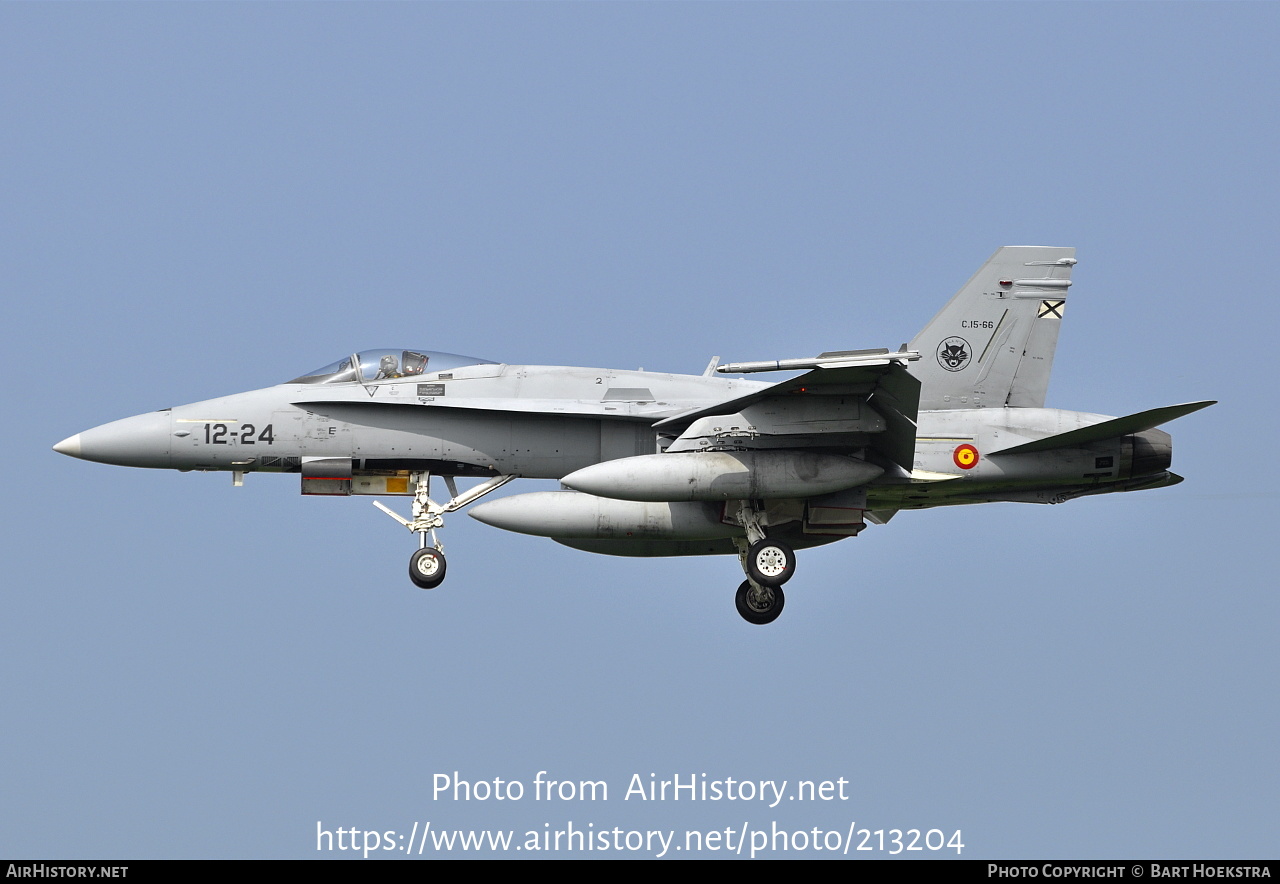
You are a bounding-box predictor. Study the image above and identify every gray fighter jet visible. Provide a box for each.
[54,247,1213,624]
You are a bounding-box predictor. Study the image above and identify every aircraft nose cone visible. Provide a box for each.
[55,411,173,468]
[53,434,83,457]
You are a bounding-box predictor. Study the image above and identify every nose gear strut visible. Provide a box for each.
[373,472,516,589]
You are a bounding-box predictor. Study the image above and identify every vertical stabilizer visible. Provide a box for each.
[908,246,1075,410]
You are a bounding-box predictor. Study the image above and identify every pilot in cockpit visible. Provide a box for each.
[375,355,402,379]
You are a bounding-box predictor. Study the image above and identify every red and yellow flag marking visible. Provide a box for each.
[953,444,979,470]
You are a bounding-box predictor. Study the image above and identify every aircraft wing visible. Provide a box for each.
[652,361,921,471]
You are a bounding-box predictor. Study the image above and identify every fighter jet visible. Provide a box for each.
[53,247,1212,624]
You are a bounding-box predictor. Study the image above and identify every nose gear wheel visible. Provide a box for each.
[409,547,446,589]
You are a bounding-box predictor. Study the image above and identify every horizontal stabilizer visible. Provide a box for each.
[989,401,1216,455]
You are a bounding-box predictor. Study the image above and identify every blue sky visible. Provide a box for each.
[3,3,1276,859]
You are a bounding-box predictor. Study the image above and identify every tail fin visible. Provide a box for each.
[908,246,1076,410]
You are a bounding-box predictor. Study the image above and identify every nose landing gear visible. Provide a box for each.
[374,471,516,590]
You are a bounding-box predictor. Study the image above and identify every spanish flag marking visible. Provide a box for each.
[953,444,979,470]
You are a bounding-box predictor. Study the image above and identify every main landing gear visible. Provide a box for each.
[736,580,785,625]
[731,501,795,625]
[374,472,515,590]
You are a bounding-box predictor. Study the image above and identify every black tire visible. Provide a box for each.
[737,583,783,626]
[409,547,447,589]
[746,539,795,586]
[735,580,785,625]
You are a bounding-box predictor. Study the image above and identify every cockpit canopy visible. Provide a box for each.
[288,349,498,385]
